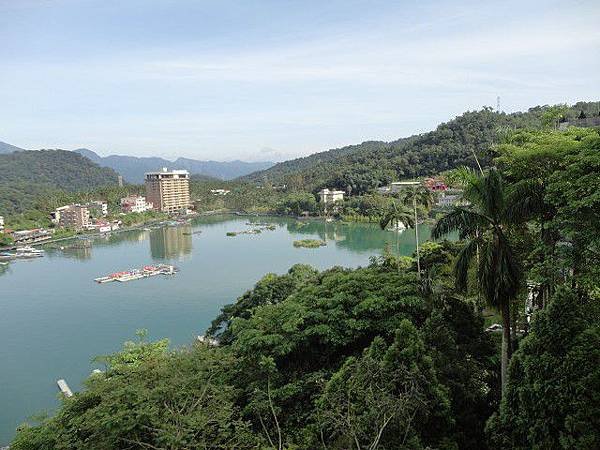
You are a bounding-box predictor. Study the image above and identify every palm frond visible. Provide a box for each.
[431,207,489,240]
[481,169,505,220]
[445,166,479,188]
[505,179,544,223]
[454,237,481,292]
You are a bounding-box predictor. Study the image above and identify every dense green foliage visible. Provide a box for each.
[0,150,118,216]
[487,287,600,449]
[12,339,261,449]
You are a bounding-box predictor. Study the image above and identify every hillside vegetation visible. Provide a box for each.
[243,102,599,194]
[0,150,118,215]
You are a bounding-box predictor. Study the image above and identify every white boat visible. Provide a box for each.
[392,222,407,232]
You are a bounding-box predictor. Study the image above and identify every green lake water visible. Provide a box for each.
[0,215,431,444]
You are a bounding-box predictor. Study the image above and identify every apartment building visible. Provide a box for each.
[0,215,4,233]
[145,168,191,214]
[57,204,90,230]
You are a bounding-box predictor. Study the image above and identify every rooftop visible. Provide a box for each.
[145,167,190,176]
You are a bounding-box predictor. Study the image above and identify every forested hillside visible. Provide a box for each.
[243,102,599,194]
[0,150,118,215]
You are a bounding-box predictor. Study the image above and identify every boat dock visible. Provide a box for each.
[57,379,73,397]
[94,264,177,283]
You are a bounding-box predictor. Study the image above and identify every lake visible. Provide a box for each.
[0,214,431,444]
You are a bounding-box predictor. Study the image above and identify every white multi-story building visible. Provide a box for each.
[120,195,153,213]
[318,188,345,204]
[0,215,4,233]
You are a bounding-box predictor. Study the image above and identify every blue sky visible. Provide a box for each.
[1,0,599,161]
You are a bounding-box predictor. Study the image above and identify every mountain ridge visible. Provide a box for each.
[241,101,600,193]
[0,142,274,183]
[0,149,119,215]
[73,148,274,183]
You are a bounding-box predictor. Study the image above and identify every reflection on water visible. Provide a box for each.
[285,219,431,255]
[59,240,93,260]
[150,225,193,260]
[31,217,429,267]
[38,225,195,262]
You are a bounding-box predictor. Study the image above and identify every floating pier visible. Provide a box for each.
[57,379,73,397]
[94,264,177,283]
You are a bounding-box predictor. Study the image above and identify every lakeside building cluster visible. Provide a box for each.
[318,177,463,209]
[0,168,194,248]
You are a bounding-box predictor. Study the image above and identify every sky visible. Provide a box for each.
[0,0,599,162]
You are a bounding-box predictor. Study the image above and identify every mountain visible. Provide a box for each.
[0,150,119,215]
[0,141,25,154]
[243,101,600,194]
[73,148,274,183]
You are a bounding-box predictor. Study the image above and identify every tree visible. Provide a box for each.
[12,339,260,450]
[541,104,568,129]
[379,200,414,255]
[400,186,434,277]
[487,287,600,449]
[317,321,453,449]
[432,168,521,392]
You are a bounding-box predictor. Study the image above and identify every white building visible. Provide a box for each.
[210,189,231,195]
[436,190,466,208]
[318,188,345,204]
[378,181,421,195]
[120,195,153,213]
[0,216,4,233]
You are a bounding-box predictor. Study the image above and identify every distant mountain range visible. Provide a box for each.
[0,141,25,154]
[0,141,274,183]
[73,148,273,183]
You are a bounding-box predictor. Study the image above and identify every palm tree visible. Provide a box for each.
[431,169,521,392]
[401,186,434,278]
[379,201,413,257]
